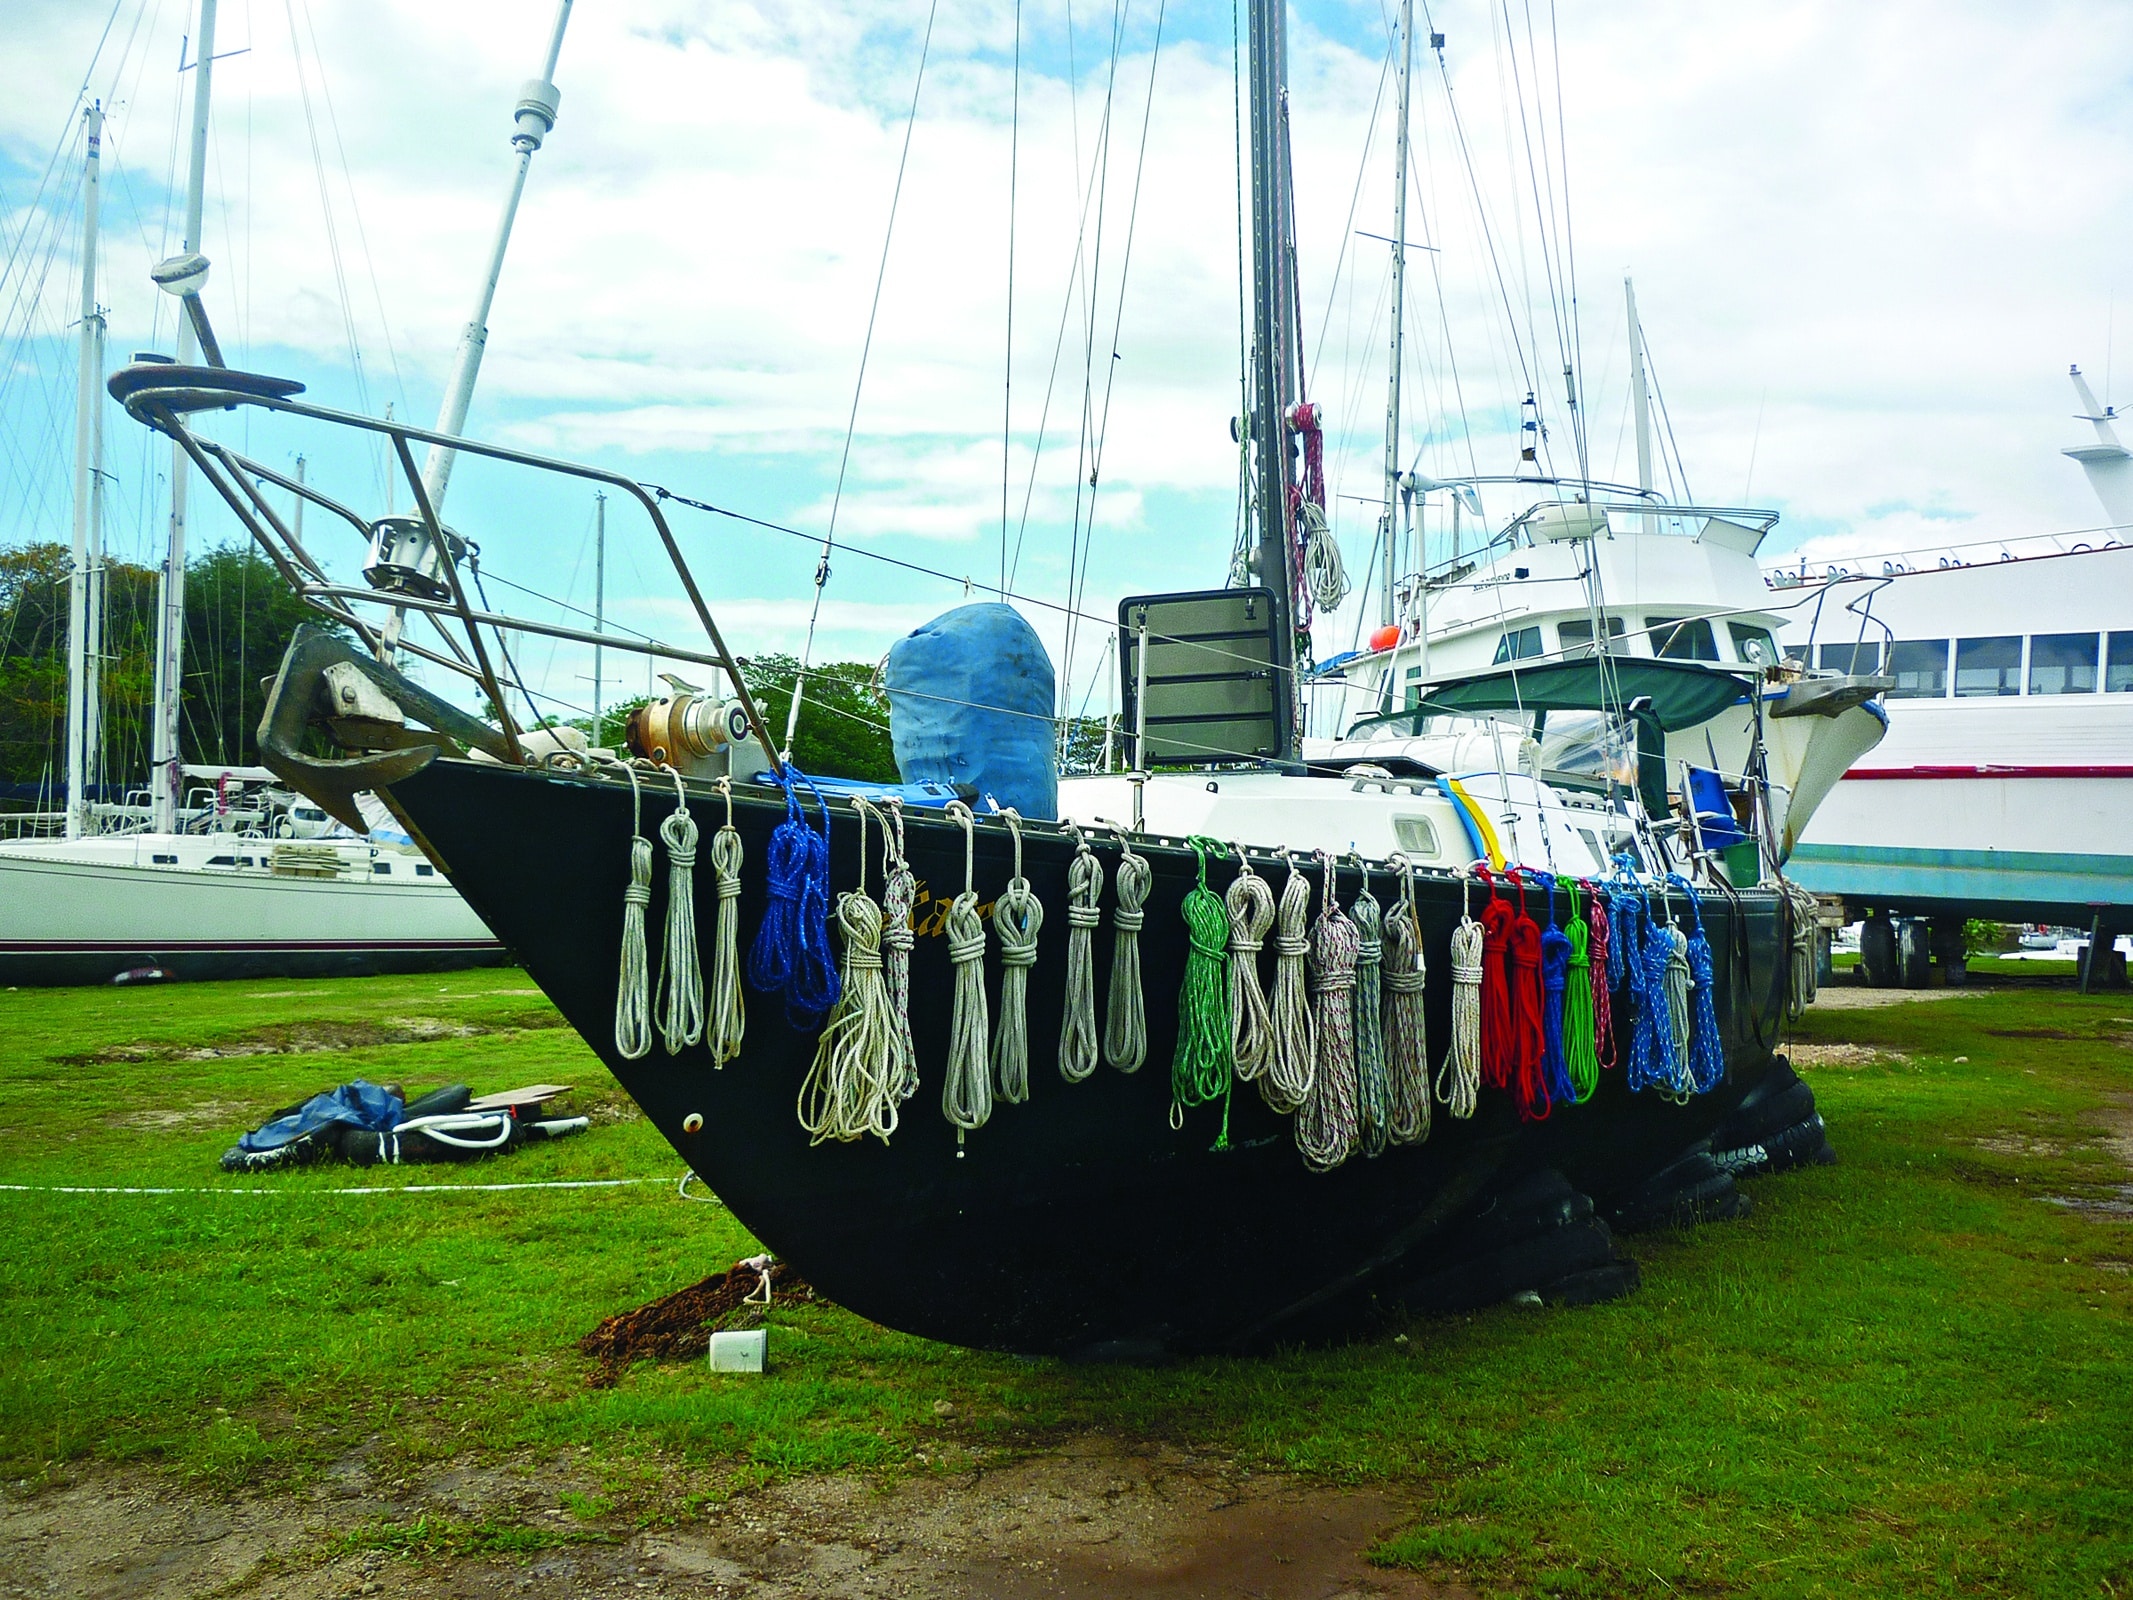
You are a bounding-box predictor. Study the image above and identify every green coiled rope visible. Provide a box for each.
[1172,835,1236,1148]
[1562,878,1600,1103]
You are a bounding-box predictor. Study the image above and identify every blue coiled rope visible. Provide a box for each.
[747,766,841,1029]
[1670,874,1727,1093]
[1606,861,1669,1096]
[1537,875,1576,1111]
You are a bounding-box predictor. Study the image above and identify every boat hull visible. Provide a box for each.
[382,756,1791,1356]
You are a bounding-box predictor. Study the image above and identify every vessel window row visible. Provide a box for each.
[1489,616,1781,669]
[1813,631,2133,697]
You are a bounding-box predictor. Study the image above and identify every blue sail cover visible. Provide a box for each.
[885,603,1058,820]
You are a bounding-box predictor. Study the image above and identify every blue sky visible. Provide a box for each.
[7,0,2133,733]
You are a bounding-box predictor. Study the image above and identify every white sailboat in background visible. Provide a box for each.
[0,0,585,984]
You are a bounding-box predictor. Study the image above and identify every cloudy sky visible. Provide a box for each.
[5,0,2132,727]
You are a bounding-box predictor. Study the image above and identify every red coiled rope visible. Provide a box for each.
[1505,869,1550,1121]
[1587,887,1616,1071]
[1476,868,1515,1092]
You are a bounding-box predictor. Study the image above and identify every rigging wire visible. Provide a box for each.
[999,0,1021,598]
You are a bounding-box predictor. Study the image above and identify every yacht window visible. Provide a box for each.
[1727,623,1780,665]
[1887,639,1949,698]
[2109,632,2133,692]
[152,853,177,865]
[1648,616,1720,661]
[1817,641,1882,674]
[1557,616,1626,656]
[1954,635,2022,697]
[415,864,435,877]
[1492,626,1544,664]
[1391,816,1441,857]
[1403,665,1425,710]
[372,861,392,875]
[2028,632,2099,695]
[207,854,236,867]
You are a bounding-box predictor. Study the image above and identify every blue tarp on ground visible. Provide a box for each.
[237,1079,404,1152]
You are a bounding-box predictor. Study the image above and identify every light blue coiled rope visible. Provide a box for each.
[1670,873,1727,1094]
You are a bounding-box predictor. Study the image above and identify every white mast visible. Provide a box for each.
[418,0,572,511]
[591,490,606,744]
[1380,0,1413,630]
[2065,364,2133,530]
[1627,276,1653,498]
[65,102,106,839]
[149,0,217,833]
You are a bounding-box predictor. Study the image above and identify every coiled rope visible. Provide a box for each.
[1440,870,1483,1120]
[1662,910,1694,1100]
[989,810,1043,1107]
[1380,854,1431,1145]
[1778,876,1821,1019]
[705,778,746,1066]
[655,766,706,1055]
[940,801,992,1147]
[1172,836,1235,1146]
[610,757,653,1062]
[1538,876,1576,1113]
[1561,878,1600,1103]
[1673,876,1727,1093]
[797,798,902,1145]
[879,800,919,1099]
[1588,891,1615,1072]
[1349,861,1391,1158]
[1262,850,1317,1114]
[746,766,840,1029]
[1103,829,1150,1073]
[1505,870,1551,1121]
[1225,848,1275,1082]
[1296,850,1361,1171]
[1058,823,1104,1084]
[1476,870,1514,1094]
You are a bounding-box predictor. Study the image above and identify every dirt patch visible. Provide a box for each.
[66,1014,564,1067]
[0,1438,1462,1600]
[106,1099,254,1133]
[1790,1042,1908,1071]
[1975,1133,2065,1158]
[578,1259,815,1386]
[1807,986,1969,1011]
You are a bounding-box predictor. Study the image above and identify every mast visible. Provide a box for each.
[1246,0,1300,756]
[1380,0,1413,630]
[1627,276,1653,498]
[65,102,105,839]
[591,490,606,744]
[150,0,217,833]
[418,0,572,511]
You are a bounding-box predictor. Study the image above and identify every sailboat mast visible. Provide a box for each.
[65,102,105,840]
[150,0,217,834]
[1380,0,1413,630]
[592,490,605,744]
[1246,0,1299,756]
[1627,276,1652,498]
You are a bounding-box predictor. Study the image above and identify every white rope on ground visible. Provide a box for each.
[1381,853,1432,1146]
[1348,861,1391,1159]
[1225,846,1275,1082]
[1296,850,1361,1172]
[1059,823,1104,1083]
[706,777,747,1066]
[940,800,993,1145]
[1261,850,1317,1114]
[1103,827,1150,1073]
[656,766,706,1055]
[600,755,654,1062]
[990,809,1043,1106]
[880,799,920,1099]
[0,1179,669,1197]
[797,798,903,1145]
[1440,869,1483,1119]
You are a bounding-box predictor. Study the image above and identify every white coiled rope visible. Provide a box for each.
[1296,850,1361,1172]
[1059,823,1103,1083]
[797,797,902,1145]
[1103,829,1150,1073]
[940,801,992,1146]
[990,809,1043,1106]
[655,765,705,1055]
[1261,850,1317,1114]
[705,777,746,1065]
[1225,847,1275,1081]
[1779,876,1820,1019]
[1348,861,1390,1159]
[1300,499,1349,612]
[1381,853,1431,1145]
[608,757,653,1062]
[1663,919,1695,1099]
[1440,870,1483,1119]
[880,799,919,1099]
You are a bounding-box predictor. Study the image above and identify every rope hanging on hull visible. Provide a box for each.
[1059,824,1104,1083]
[940,800,992,1145]
[611,759,653,1062]
[1103,831,1150,1073]
[1476,870,1514,1094]
[1673,876,1727,1094]
[1588,892,1615,1072]
[706,778,747,1065]
[747,767,840,1029]
[1662,919,1694,1099]
[1225,849,1275,1081]
[990,810,1043,1107]
[1778,877,1820,1019]
[1538,877,1577,1112]
[1262,851,1317,1114]
[655,766,706,1055]
[1561,879,1600,1103]
[1296,851,1361,1172]
[1172,836,1235,1146]
[797,798,902,1145]
[1505,870,1551,1122]
[1440,871,1483,1120]
[1381,854,1431,1145]
[880,800,919,1099]
[1348,865,1391,1158]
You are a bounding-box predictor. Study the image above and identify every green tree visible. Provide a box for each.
[741,653,898,782]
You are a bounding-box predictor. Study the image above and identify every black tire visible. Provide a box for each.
[1861,916,1898,988]
[1610,1169,1749,1233]
[1759,1115,1836,1175]
[1715,1075,1817,1151]
[1539,1260,1642,1307]
[220,1127,334,1172]
[1389,1217,1624,1316]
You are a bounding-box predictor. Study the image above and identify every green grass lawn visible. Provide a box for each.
[1,971,2128,1598]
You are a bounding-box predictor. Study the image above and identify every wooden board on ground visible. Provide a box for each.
[465,1084,572,1111]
